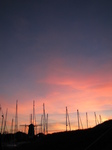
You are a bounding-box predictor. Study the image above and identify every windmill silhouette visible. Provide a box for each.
[20,101,41,138]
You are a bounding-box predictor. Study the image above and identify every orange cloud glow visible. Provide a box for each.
[0,57,112,133]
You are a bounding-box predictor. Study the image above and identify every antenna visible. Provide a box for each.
[66,107,67,131]
[66,106,71,131]
[15,100,18,133]
[30,114,32,124]
[1,114,4,134]
[0,105,4,134]
[86,112,88,128]
[41,115,43,133]
[77,109,80,129]
[94,112,99,125]
[42,103,48,134]
[33,100,35,125]
[77,109,83,129]
[99,115,102,124]
[10,118,14,133]
[46,113,48,134]
[3,108,8,133]
[79,115,83,129]
[35,117,37,135]
[43,103,45,134]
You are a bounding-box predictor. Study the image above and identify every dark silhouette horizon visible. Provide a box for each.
[1,119,112,150]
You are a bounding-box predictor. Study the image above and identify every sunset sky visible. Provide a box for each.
[0,0,112,133]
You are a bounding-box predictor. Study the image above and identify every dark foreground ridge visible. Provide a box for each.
[1,119,112,150]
